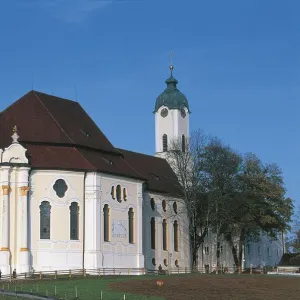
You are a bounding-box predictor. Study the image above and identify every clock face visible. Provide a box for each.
[181,108,186,118]
[161,108,168,118]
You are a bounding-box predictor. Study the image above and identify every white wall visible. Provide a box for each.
[84,172,144,271]
[155,106,189,154]
[30,170,85,272]
[143,191,190,271]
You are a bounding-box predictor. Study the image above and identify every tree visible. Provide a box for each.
[166,130,216,269]
[223,153,294,270]
[199,138,242,271]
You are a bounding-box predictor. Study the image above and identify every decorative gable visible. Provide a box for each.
[1,126,28,164]
[2,143,28,164]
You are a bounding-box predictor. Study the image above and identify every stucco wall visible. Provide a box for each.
[30,170,85,272]
[143,191,190,271]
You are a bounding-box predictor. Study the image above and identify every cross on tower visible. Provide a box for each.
[169,50,174,72]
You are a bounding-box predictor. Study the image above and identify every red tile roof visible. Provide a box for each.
[0,91,116,153]
[0,91,181,195]
[116,148,182,196]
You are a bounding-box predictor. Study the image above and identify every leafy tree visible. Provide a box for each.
[223,153,294,270]
[199,138,242,271]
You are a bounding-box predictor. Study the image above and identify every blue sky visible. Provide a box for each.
[0,0,299,205]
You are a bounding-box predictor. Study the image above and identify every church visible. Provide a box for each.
[0,67,191,275]
[0,66,283,275]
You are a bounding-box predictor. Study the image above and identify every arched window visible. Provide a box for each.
[151,217,156,249]
[164,258,168,266]
[182,134,186,152]
[173,221,179,252]
[152,258,156,266]
[150,198,155,211]
[162,200,167,212]
[116,185,122,202]
[111,186,115,199]
[70,202,79,240]
[103,204,110,242]
[40,201,51,239]
[123,188,128,201]
[162,134,168,152]
[128,208,134,244]
[173,202,178,214]
[162,219,168,251]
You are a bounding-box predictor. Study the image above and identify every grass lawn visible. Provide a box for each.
[3,273,300,300]
[3,276,163,300]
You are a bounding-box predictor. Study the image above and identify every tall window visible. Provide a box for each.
[40,201,51,239]
[151,217,156,249]
[116,185,122,202]
[162,219,168,251]
[182,134,186,152]
[162,134,168,152]
[103,204,110,242]
[70,202,79,240]
[173,221,179,252]
[128,208,134,244]
[162,200,167,212]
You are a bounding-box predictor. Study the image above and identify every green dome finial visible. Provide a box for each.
[153,64,190,113]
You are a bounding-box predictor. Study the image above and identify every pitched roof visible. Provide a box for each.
[0,90,116,153]
[116,148,182,197]
[0,90,181,194]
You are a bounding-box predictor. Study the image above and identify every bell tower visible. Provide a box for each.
[154,64,190,157]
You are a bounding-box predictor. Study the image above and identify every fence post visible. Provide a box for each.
[98,268,101,277]
[39,271,42,280]
[83,269,86,278]
[128,268,130,276]
[25,272,27,279]
[69,269,72,279]
[55,270,57,280]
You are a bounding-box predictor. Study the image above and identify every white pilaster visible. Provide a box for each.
[0,166,11,274]
[136,182,145,269]
[84,172,102,270]
[17,167,31,273]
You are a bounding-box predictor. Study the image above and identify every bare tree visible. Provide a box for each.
[165,130,218,269]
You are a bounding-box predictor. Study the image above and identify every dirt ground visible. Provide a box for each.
[110,274,300,300]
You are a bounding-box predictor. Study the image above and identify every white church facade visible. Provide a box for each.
[0,67,283,275]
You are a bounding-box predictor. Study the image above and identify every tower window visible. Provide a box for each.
[182,134,186,152]
[162,134,168,152]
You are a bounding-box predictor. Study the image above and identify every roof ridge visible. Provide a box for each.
[116,148,167,161]
[34,90,79,104]
[33,91,75,145]
[115,148,146,180]
[72,146,96,170]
